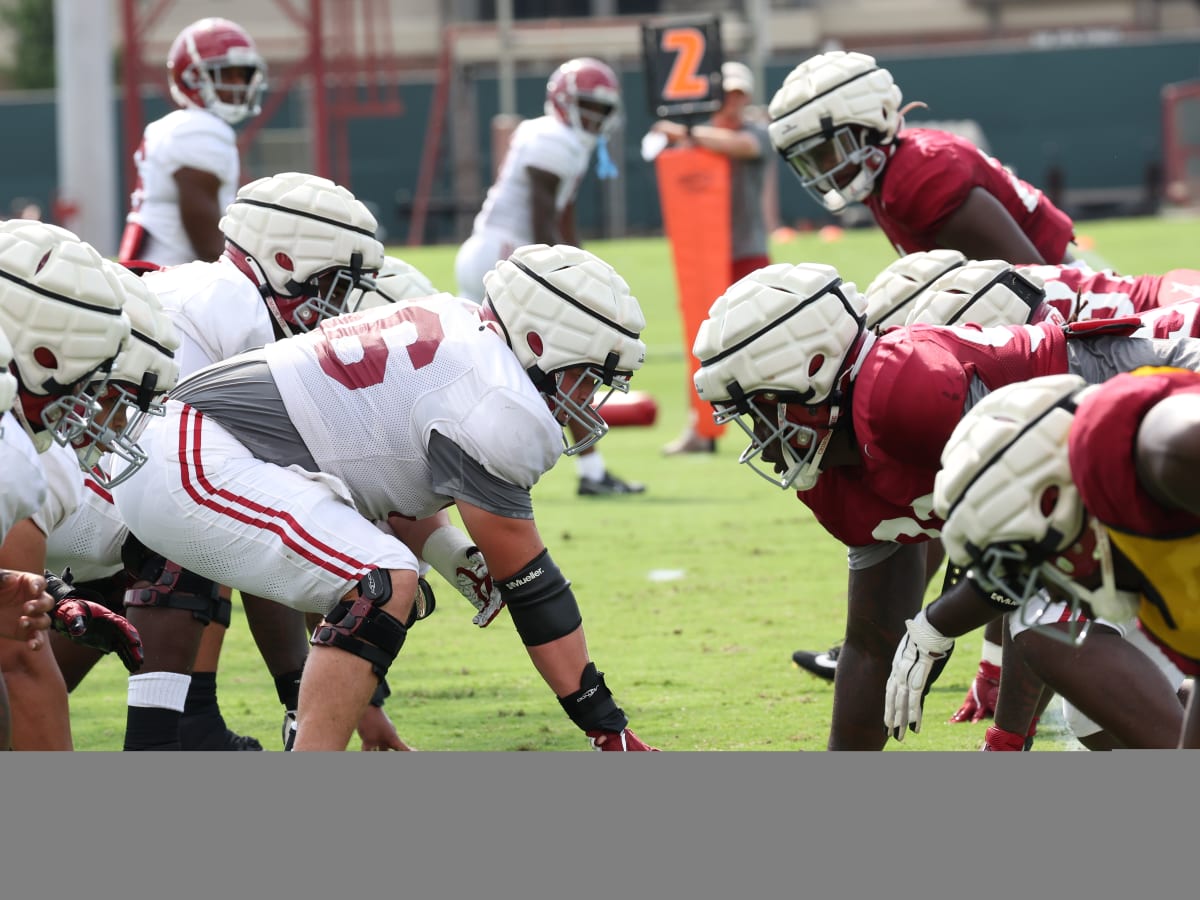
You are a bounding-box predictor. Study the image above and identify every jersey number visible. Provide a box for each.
[316,306,445,390]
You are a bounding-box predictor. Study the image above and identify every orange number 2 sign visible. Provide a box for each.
[660,27,709,102]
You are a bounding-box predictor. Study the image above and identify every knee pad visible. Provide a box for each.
[309,569,430,680]
[498,549,581,647]
[212,595,233,628]
[121,537,221,623]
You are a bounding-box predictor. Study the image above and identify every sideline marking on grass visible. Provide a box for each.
[648,569,686,582]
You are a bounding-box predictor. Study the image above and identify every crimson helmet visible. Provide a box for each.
[168,17,267,125]
[545,58,622,140]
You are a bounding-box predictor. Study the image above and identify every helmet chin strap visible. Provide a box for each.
[1075,519,1140,624]
[224,245,297,338]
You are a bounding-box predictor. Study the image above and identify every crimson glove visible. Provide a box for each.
[950,659,1001,723]
[45,569,144,673]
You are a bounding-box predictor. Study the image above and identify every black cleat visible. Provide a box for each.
[578,471,646,496]
[792,644,840,682]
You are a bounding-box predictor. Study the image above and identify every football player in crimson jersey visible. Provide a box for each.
[926,369,1200,749]
[118,17,267,266]
[865,253,1200,731]
[875,258,1192,749]
[768,50,1075,264]
[866,253,1200,334]
[769,51,1077,705]
[691,262,1200,750]
[111,244,658,752]
[454,58,645,498]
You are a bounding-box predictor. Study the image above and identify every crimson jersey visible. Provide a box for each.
[802,323,1069,546]
[1020,264,1163,321]
[866,128,1074,262]
[1069,368,1200,669]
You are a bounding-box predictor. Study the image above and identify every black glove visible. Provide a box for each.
[45,569,144,673]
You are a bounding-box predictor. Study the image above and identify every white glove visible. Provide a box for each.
[456,545,506,627]
[884,609,955,741]
[422,525,506,627]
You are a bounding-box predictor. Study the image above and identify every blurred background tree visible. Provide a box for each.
[0,0,55,89]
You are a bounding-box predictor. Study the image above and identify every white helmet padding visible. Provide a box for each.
[693,263,866,490]
[935,374,1134,642]
[0,326,16,417]
[75,262,183,485]
[768,51,903,211]
[482,243,646,455]
[347,255,439,312]
[0,220,131,451]
[906,259,1049,328]
[864,249,967,332]
[219,171,385,332]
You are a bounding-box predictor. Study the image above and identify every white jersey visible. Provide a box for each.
[29,440,84,538]
[264,296,563,521]
[125,108,240,266]
[469,116,592,241]
[454,116,593,301]
[45,470,126,582]
[0,412,47,542]
[142,257,275,378]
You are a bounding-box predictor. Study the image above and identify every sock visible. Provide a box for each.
[274,669,303,712]
[125,672,191,751]
[179,672,228,749]
[576,452,606,482]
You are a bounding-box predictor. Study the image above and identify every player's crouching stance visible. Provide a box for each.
[111,243,657,751]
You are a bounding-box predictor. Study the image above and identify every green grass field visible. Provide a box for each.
[67,214,1200,751]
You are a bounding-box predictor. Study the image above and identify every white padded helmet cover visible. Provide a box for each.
[935,373,1092,568]
[0,326,16,412]
[219,171,385,296]
[483,243,646,379]
[906,259,1047,328]
[0,220,130,395]
[349,255,439,312]
[103,262,181,395]
[693,262,865,406]
[865,249,967,331]
[768,51,903,153]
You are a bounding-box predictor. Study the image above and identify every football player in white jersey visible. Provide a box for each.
[115,171,398,751]
[0,221,146,750]
[44,261,180,698]
[113,243,658,751]
[454,58,645,497]
[118,17,266,267]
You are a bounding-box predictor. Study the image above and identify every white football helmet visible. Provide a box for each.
[482,244,646,455]
[73,262,182,486]
[219,172,385,334]
[935,374,1136,644]
[347,255,439,312]
[768,51,903,212]
[906,259,1057,328]
[0,220,131,453]
[168,17,267,125]
[692,263,868,491]
[864,250,967,332]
